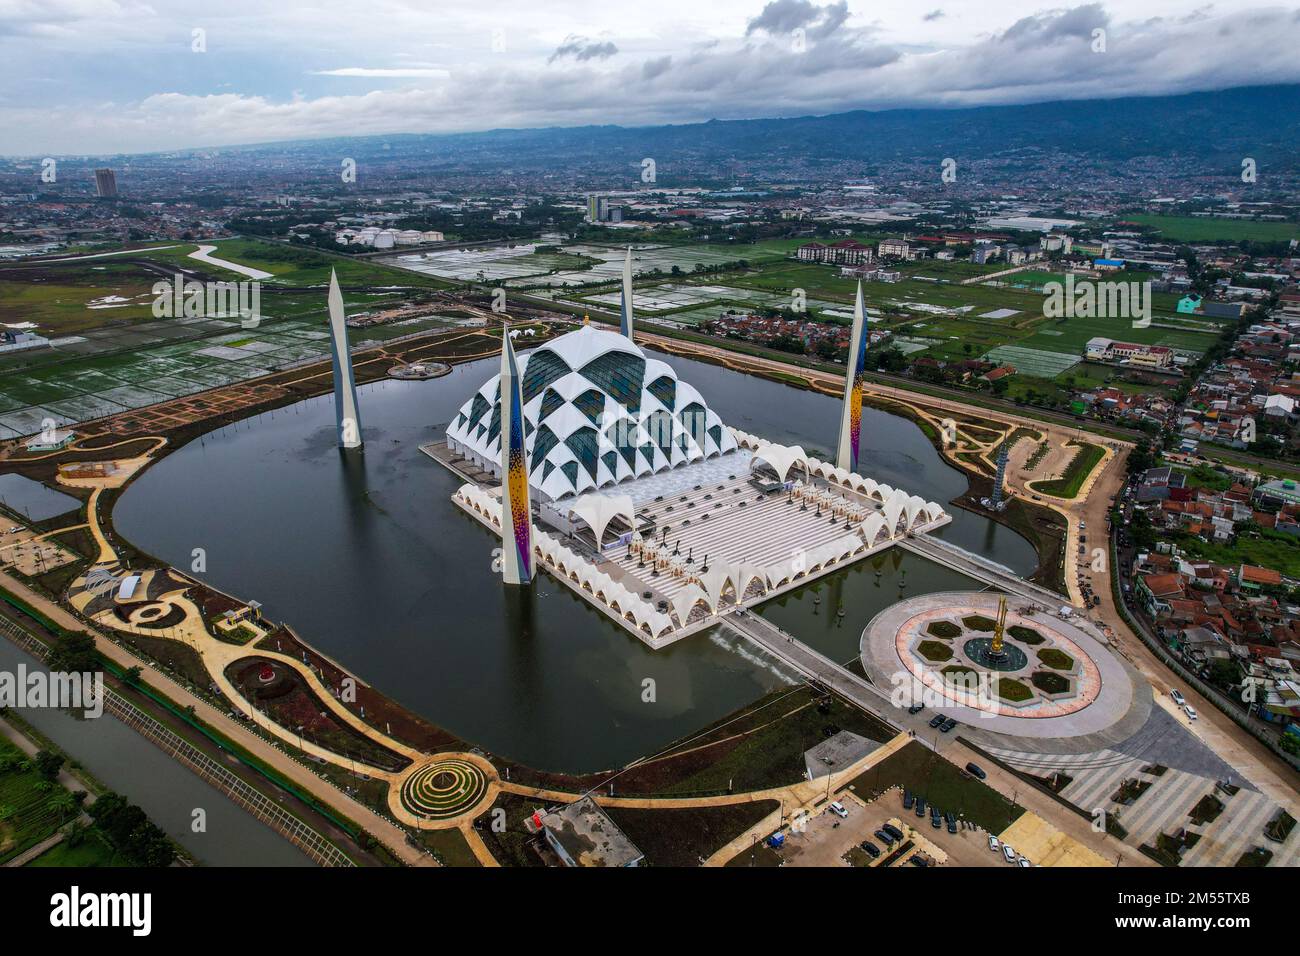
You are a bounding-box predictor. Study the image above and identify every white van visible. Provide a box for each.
[1183,704,1198,721]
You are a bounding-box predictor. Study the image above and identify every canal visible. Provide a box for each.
[0,637,312,866]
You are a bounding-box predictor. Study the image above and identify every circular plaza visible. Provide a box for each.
[861,591,1138,739]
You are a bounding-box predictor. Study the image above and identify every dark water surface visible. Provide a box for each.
[114,349,1033,772]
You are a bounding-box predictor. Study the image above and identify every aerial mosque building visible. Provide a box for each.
[435,283,946,646]
[446,324,737,501]
[326,269,363,450]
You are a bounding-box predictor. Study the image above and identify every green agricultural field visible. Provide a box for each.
[1121,213,1300,244]
[0,740,77,864]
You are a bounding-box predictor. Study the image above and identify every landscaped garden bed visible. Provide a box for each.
[1188,793,1225,826]
[1008,625,1044,645]
[1036,648,1075,670]
[926,620,961,639]
[1031,671,1070,695]
[917,640,953,663]
[996,678,1032,702]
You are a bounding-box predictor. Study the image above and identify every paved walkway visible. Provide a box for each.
[0,572,437,866]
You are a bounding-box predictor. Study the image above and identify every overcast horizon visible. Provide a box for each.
[4,0,1300,157]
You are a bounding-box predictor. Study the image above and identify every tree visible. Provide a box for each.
[1129,509,1157,551]
[33,750,64,781]
[50,790,78,824]
[45,632,99,674]
[1127,439,1157,476]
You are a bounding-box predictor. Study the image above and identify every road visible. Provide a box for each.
[899,535,1071,608]
[723,612,1152,865]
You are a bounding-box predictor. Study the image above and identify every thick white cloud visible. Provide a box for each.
[1,1,1298,154]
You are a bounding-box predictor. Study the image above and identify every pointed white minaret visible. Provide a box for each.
[835,281,868,472]
[499,325,533,586]
[619,246,634,338]
[327,269,362,449]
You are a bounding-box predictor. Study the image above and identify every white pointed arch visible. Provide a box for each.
[750,443,809,484]
[568,492,637,548]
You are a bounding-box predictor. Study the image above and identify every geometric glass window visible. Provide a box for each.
[539,387,565,421]
[579,351,645,415]
[646,374,676,409]
[572,388,605,425]
[521,349,571,403]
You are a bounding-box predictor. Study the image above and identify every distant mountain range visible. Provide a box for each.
[229,84,1300,180]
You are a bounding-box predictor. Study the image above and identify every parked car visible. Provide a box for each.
[882,824,905,842]
[875,828,896,846]
[988,835,1000,852]
[946,813,958,834]
[931,813,942,829]
[915,798,927,817]
[1170,690,1186,706]
[860,841,881,859]
[903,790,914,810]
[907,703,924,715]
[1017,857,1032,868]
[929,713,946,729]
[1002,844,1017,864]
[910,855,930,867]
[828,801,848,819]
[965,762,986,780]
[1183,704,1198,721]
[940,717,958,733]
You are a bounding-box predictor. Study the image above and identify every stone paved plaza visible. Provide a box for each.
[861,591,1137,740]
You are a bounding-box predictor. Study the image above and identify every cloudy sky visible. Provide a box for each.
[3,0,1299,156]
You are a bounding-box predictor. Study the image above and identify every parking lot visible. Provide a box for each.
[773,788,1001,868]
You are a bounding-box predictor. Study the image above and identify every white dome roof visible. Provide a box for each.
[447,325,737,500]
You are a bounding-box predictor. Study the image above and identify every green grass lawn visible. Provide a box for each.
[1173,464,1234,492]
[604,800,779,867]
[26,828,129,867]
[1121,212,1300,243]
[1029,441,1106,498]
[126,238,451,289]
[848,741,1023,833]
[1174,529,1300,578]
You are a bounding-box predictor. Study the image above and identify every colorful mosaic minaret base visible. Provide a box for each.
[499,325,533,586]
[619,246,634,338]
[327,269,362,449]
[836,281,868,472]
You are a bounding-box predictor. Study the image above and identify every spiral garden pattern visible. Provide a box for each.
[399,758,489,820]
